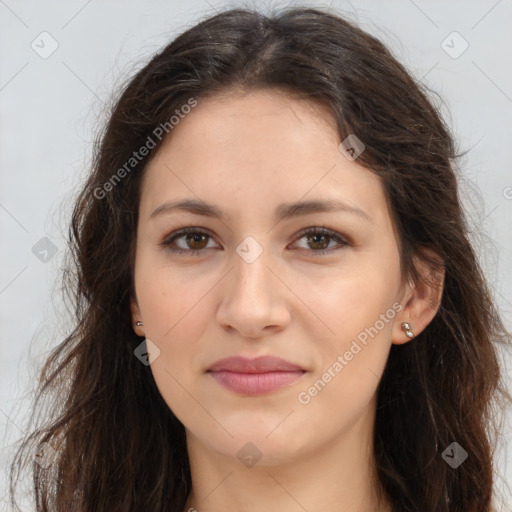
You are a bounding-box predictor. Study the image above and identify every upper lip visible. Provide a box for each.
[207,356,305,373]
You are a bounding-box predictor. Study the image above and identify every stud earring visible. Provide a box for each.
[401,322,414,338]
[136,321,143,327]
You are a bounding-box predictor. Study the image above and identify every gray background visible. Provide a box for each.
[1,0,511,509]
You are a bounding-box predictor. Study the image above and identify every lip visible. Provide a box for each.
[208,355,304,373]
[207,356,306,396]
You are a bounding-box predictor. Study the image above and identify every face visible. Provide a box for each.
[131,88,412,465]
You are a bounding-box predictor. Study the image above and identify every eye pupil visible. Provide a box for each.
[187,233,208,249]
[308,234,329,250]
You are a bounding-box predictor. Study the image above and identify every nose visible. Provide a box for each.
[216,246,291,339]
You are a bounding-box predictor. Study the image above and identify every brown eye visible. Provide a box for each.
[161,228,218,255]
[305,233,331,251]
[161,226,349,257]
[184,233,209,250]
[292,227,349,255]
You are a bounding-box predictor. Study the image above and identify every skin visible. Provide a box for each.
[130,88,444,512]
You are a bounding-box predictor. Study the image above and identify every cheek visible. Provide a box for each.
[292,253,401,348]
[292,255,400,416]
[134,261,216,399]
[292,280,399,435]
[136,259,215,342]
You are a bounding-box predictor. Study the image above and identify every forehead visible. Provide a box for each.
[139,89,389,228]
[167,88,339,152]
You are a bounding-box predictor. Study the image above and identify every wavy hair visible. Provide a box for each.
[9,6,511,512]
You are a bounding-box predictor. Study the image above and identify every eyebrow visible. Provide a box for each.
[149,198,371,223]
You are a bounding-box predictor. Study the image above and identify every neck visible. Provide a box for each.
[183,398,391,512]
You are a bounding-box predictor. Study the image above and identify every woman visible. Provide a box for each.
[10,6,511,512]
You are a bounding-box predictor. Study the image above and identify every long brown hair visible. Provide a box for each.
[9,6,511,511]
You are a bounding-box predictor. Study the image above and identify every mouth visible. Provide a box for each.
[206,356,306,396]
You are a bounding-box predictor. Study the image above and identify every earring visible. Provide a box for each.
[401,322,414,338]
[136,321,143,326]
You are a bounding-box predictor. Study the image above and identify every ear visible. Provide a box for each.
[392,248,445,345]
[131,296,145,337]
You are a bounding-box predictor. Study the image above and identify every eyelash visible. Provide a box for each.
[160,225,350,257]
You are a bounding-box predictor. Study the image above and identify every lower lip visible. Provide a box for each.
[208,370,305,396]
